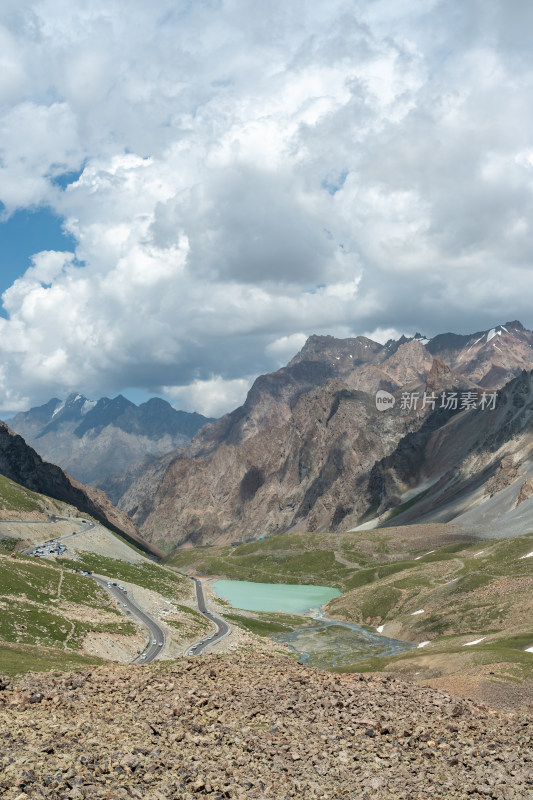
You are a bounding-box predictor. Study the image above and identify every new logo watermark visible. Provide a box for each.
[375,389,498,412]
[375,390,396,411]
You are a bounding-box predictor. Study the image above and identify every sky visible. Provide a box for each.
[1,0,533,418]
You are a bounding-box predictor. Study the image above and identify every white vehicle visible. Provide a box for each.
[123,603,127,607]
[158,642,163,646]
[187,650,194,656]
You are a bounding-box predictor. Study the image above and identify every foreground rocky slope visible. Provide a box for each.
[0,421,162,558]
[1,655,531,800]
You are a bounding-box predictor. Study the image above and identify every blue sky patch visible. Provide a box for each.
[321,169,348,196]
[0,205,76,314]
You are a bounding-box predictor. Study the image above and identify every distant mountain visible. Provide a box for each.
[114,320,533,552]
[0,420,163,558]
[8,393,214,488]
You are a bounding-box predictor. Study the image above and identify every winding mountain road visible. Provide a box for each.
[188,577,230,655]
[91,575,165,664]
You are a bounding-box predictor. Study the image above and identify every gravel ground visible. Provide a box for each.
[65,525,151,564]
[0,654,532,800]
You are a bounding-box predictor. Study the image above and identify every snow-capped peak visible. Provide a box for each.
[413,332,431,346]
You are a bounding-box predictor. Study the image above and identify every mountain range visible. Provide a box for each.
[104,320,533,552]
[6,320,533,556]
[8,393,214,486]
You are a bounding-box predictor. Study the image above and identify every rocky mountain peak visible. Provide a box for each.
[288,334,382,369]
[504,319,524,330]
[425,357,477,393]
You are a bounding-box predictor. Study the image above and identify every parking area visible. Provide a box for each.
[27,539,69,557]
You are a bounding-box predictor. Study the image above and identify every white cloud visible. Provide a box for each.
[164,376,254,418]
[0,25,28,104]
[0,101,82,211]
[363,327,407,345]
[0,0,532,414]
[266,334,309,365]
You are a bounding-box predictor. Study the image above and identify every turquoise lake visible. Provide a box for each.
[212,579,415,668]
[212,579,341,613]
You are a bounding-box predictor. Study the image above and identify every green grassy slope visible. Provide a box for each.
[58,552,189,600]
[0,473,70,518]
[165,526,472,589]
[0,642,104,677]
[0,555,136,662]
[0,549,211,675]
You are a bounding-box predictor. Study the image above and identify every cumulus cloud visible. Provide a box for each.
[0,0,532,415]
[362,327,407,345]
[265,334,309,366]
[163,377,254,418]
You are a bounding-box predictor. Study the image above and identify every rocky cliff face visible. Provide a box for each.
[120,382,425,549]
[9,393,214,487]
[0,420,163,558]
[367,369,533,534]
[106,321,533,551]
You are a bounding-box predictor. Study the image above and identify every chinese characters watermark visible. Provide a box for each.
[375,389,497,412]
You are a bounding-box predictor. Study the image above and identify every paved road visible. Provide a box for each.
[187,577,230,655]
[91,575,165,664]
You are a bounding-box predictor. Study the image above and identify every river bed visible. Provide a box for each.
[271,613,415,669]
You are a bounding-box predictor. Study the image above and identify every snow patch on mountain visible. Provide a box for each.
[81,400,97,415]
[51,402,65,418]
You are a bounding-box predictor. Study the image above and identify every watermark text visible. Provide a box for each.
[376,389,497,412]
